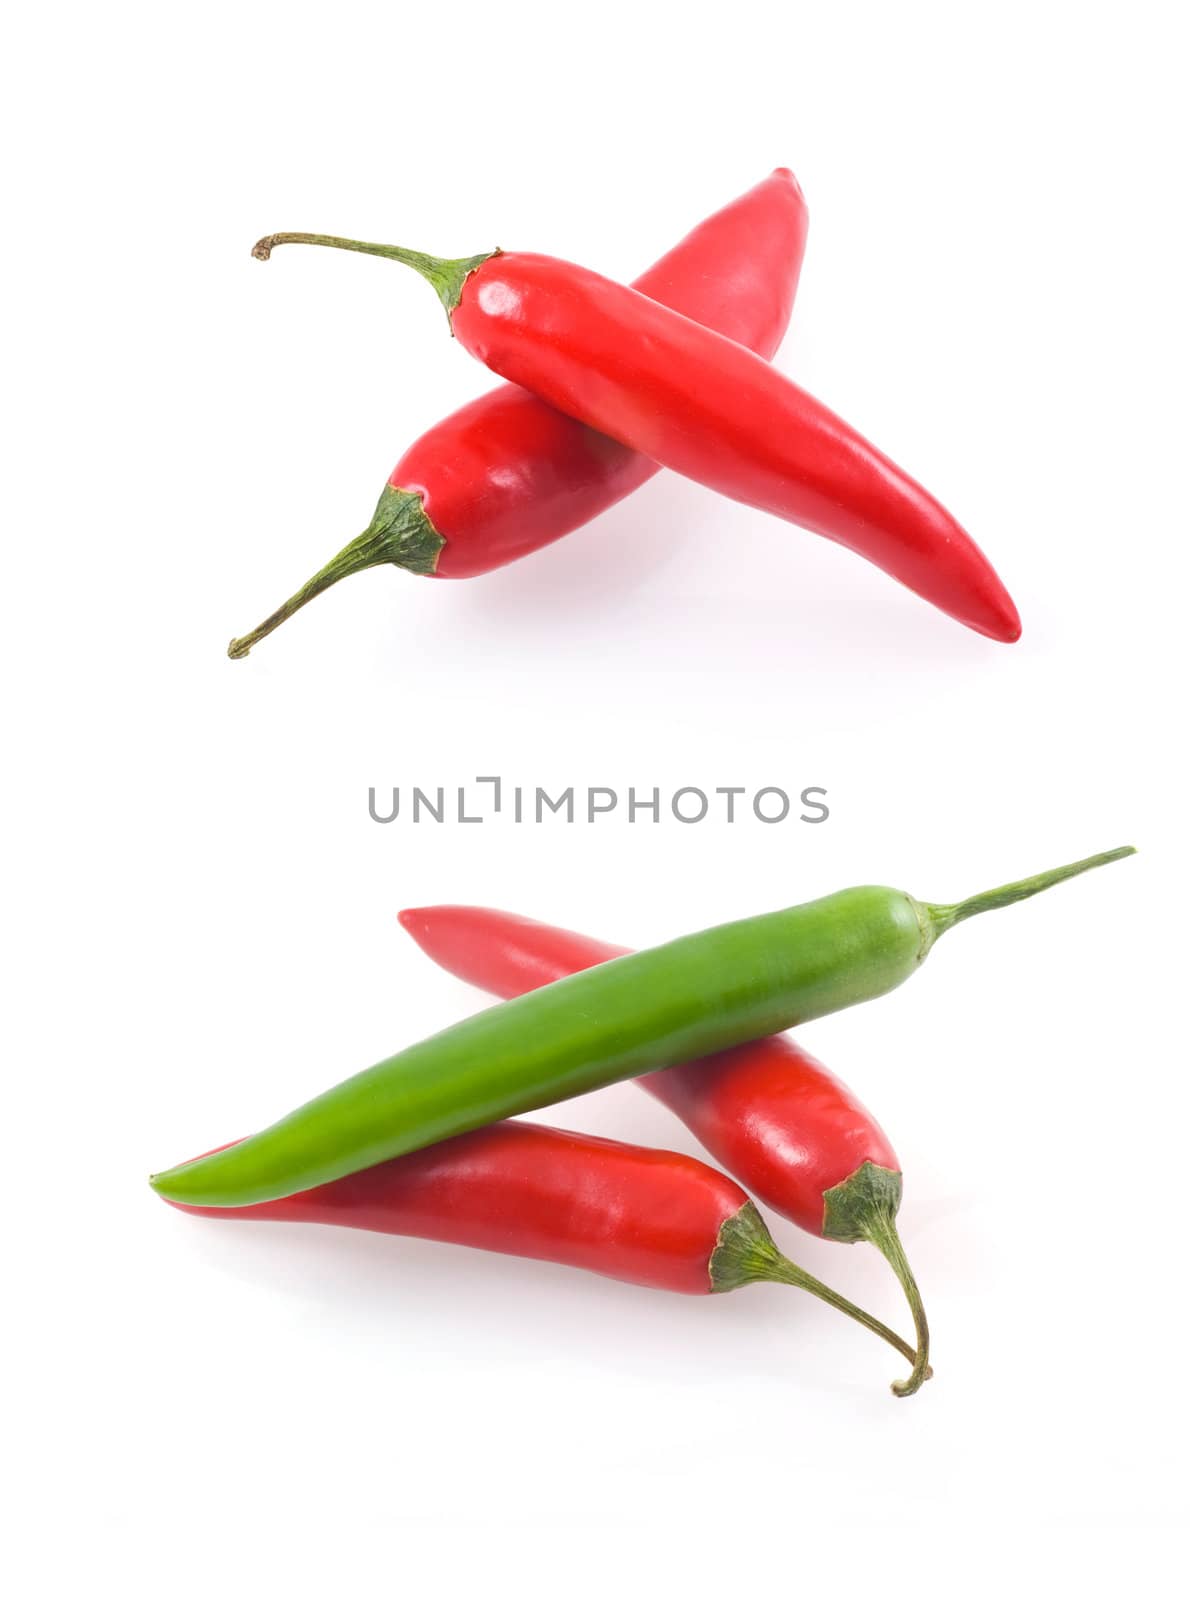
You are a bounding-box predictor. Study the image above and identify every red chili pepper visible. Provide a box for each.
[229,171,807,657]
[164,1123,925,1386]
[249,214,1021,643]
[397,904,930,1392]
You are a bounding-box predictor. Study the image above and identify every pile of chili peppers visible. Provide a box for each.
[154,846,1133,1396]
[228,170,1021,657]
[160,174,1130,1393]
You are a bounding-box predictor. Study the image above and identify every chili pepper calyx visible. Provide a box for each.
[708,1200,786,1294]
[227,487,444,659]
[823,1162,931,1398]
[250,231,498,324]
[710,1201,928,1391]
[822,1161,903,1244]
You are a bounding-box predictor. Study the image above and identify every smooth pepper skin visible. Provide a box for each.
[166,1122,747,1295]
[449,252,1021,640]
[402,169,808,577]
[396,906,899,1237]
[150,886,926,1208]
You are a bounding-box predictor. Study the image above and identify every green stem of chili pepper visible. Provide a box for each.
[709,1201,930,1384]
[250,233,496,323]
[922,845,1135,938]
[150,847,1134,1211]
[859,1207,930,1398]
[822,1162,930,1397]
[227,488,442,659]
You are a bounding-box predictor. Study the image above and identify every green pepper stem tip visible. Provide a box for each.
[822,1164,930,1397]
[926,845,1136,940]
[227,487,444,660]
[863,1214,930,1399]
[249,230,497,317]
[711,1201,929,1392]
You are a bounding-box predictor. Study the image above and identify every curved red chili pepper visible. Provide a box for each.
[250,217,1022,643]
[166,1125,738,1293]
[397,904,929,1390]
[163,1124,926,1384]
[451,259,1021,641]
[418,170,806,579]
[229,170,807,656]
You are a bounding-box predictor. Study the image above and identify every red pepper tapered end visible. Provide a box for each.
[943,562,1021,643]
[982,587,1022,644]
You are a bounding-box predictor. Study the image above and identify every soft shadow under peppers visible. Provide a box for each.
[164,1122,928,1394]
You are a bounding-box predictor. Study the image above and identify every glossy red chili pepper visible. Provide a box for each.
[229,171,807,656]
[250,215,1022,643]
[398,904,930,1391]
[164,1123,925,1386]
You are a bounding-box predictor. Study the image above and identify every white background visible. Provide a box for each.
[4,2,1186,1594]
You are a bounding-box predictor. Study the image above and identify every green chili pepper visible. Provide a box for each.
[151,848,1133,1208]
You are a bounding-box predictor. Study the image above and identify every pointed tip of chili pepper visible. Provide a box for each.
[971,585,1022,643]
[769,166,803,197]
[996,605,1023,644]
[399,907,460,965]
